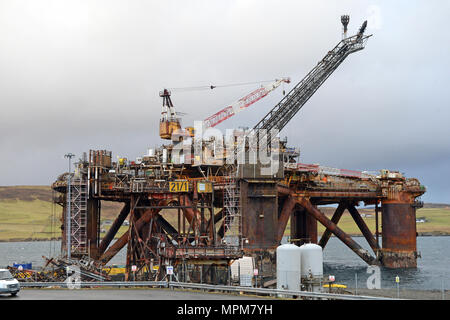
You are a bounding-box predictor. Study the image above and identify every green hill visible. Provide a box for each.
[0,186,125,241]
[0,186,449,242]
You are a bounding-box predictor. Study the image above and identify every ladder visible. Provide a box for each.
[68,178,88,255]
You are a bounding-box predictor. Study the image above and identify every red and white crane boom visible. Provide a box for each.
[202,78,290,129]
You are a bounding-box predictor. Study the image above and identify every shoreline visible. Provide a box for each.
[0,232,449,243]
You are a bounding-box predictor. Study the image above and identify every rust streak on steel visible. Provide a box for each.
[98,201,130,256]
[318,202,347,248]
[277,195,296,243]
[347,205,380,253]
[295,196,379,266]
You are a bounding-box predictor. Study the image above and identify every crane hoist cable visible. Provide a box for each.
[158,78,290,139]
[168,79,287,92]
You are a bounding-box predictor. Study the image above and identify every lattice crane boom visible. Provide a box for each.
[202,78,290,129]
[253,20,371,136]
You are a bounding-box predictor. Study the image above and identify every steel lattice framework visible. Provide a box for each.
[254,30,371,138]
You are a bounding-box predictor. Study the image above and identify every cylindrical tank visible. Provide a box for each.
[299,243,323,279]
[276,244,301,291]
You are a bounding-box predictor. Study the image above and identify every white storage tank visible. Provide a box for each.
[230,256,254,286]
[299,243,323,279]
[276,244,301,291]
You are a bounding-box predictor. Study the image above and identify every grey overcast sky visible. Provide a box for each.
[0,0,449,203]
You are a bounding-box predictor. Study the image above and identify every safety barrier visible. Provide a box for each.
[19,281,396,300]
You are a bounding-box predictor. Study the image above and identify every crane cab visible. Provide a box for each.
[159,119,181,140]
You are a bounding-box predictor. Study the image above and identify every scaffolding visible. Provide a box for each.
[223,167,242,248]
[68,178,88,255]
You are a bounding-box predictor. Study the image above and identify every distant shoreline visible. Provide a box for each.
[1,232,449,243]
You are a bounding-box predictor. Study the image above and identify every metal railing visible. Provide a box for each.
[20,281,168,288]
[19,281,397,300]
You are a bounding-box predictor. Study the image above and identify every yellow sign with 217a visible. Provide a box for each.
[169,180,189,192]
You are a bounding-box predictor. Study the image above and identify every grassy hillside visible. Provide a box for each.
[313,207,450,236]
[0,186,126,241]
[0,186,449,241]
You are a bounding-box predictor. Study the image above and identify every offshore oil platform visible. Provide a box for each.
[48,17,425,284]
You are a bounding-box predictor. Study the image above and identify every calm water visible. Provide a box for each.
[322,236,450,291]
[0,236,449,290]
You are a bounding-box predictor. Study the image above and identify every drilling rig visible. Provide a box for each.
[51,17,425,284]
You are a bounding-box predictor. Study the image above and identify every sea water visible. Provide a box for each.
[0,236,448,290]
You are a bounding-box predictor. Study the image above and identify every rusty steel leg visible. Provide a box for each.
[290,207,306,244]
[295,197,379,266]
[381,201,418,268]
[87,199,101,259]
[318,202,346,248]
[347,205,380,255]
[305,208,318,243]
[277,195,296,243]
[290,206,317,244]
[98,201,130,256]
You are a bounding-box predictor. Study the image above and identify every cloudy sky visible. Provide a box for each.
[0,1,449,203]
